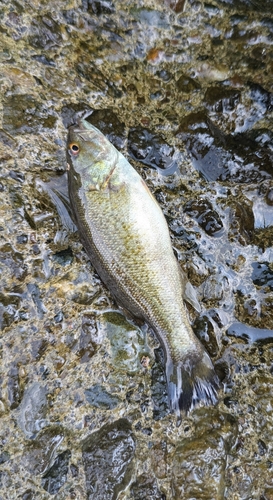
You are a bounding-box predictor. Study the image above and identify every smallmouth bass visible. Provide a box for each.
[66,118,219,413]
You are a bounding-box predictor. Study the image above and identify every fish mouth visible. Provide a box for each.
[68,110,93,128]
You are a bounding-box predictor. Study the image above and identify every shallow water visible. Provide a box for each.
[0,0,273,498]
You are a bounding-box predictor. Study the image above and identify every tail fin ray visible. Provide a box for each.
[166,350,219,414]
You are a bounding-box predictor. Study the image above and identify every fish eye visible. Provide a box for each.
[69,143,80,156]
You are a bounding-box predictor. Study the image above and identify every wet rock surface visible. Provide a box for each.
[82,419,135,499]
[0,0,273,498]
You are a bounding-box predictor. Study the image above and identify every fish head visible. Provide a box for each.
[66,119,118,183]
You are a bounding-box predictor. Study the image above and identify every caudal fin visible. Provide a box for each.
[165,349,219,414]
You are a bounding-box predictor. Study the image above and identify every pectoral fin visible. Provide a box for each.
[183,281,201,313]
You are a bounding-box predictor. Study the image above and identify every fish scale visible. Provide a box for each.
[67,118,219,413]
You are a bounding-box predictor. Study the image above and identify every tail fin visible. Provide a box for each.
[165,349,219,414]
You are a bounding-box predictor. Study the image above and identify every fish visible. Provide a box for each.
[66,118,219,413]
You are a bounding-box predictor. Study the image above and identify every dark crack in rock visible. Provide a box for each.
[193,314,220,358]
[151,348,169,421]
[82,418,135,500]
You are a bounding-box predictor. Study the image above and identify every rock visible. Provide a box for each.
[19,490,36,500]
[24,426,65,484]
[172,410,237,499]
[3,95,57,135]
[227,322,273,345]
[87,109,126,149]
[0,243,27,282]
[52,248,73,266]
[76,61,122,98]
[85,384,121,409]
[87,109,126,150]
[0,288,22,331]
[176,111,273,183]
[27,284,47,319]
[17,382,48,438]
[249,82,273,113]
[61,104,93,129]
[41,450,71,495]
[99,312,146,375]
[228,197,254,245]
[7,363,21,409]
[128,127,177,173]
[83,0,115,15]
[183,198,224,236]
[252,262,273,291]
[28,15,63,49]
[82,419,135,499]
[176,74,200,93]
[204,86,240,112]
[266,187,273,206]
[130,473,165,499]
[193,314,220,357]
[216,0,273,12]
[77,314,104,362]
